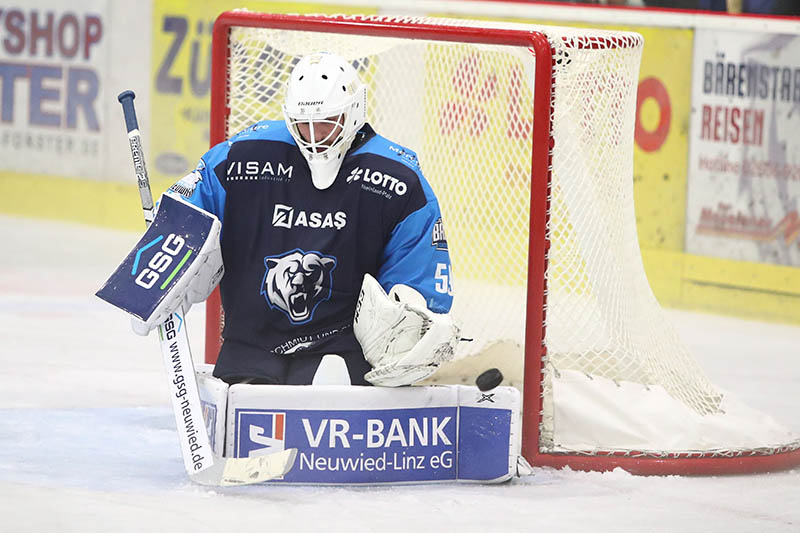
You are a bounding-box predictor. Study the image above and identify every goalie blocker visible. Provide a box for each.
[197,365,522,484]
[96,193,223,332]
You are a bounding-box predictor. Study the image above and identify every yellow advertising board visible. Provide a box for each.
[630,26,693,304]
[631,27,692,255]
[420,9,799,323]
[422,12,694,300]
[427,11,693,253]
[421,47,533,285]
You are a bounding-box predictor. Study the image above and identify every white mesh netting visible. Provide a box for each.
[215,14,799,458]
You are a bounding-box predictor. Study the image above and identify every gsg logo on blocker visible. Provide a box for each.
[131,233,191,290]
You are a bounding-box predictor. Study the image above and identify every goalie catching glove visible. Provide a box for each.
[353,273,460,387]
[96,193,224,335]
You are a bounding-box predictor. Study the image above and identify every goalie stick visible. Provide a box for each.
[117,90,297,486]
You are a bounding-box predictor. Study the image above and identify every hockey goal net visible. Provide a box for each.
[206,11,800,474]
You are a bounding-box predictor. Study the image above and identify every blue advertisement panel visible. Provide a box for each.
[233,404,512,483]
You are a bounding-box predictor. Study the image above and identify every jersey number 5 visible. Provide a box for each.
[435,263,453,296]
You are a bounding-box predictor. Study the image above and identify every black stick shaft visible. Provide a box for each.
[117,90,155,226]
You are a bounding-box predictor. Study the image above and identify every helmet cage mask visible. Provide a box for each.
[283,53,367,190]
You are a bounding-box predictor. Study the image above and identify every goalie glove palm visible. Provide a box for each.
[354,274,459,387]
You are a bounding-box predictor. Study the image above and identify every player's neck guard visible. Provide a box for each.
[307,155,345,190]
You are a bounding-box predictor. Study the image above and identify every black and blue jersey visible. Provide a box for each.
[172,120,452,383]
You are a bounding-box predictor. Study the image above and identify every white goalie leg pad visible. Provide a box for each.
[354,273,459,387]
[196,364,230,457]
[312,354,352,385]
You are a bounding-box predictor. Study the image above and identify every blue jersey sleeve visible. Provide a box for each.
[168,140,229,223]
[377,197,453,314]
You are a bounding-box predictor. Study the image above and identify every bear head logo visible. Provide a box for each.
[261,249,337,324]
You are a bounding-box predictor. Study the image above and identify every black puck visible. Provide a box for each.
[476,368,503,391]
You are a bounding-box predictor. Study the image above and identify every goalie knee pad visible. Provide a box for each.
[311,354,351,386]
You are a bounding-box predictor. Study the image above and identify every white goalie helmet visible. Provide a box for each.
[283,52,367,190]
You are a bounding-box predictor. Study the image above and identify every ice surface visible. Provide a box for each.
[1,215,798,532]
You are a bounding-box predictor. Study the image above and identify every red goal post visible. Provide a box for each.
[204,11,800,475]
